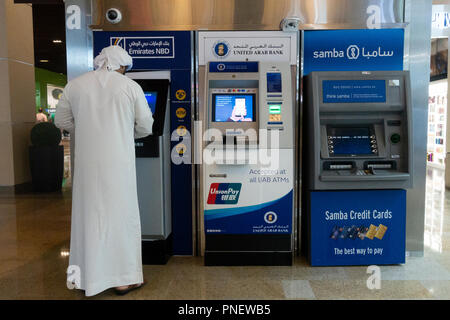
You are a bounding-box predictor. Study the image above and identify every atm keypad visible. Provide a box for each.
[328,136,334,154]
[370,135,378,154]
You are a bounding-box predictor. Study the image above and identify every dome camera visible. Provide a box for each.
[106,8,122,24]
[280,17,301,32]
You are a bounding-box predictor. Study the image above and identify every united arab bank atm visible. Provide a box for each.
[303,70,413,266]
[201,61,295,266]
[127,72,172,264]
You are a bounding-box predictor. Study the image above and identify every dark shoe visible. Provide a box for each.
[114,280,146,296]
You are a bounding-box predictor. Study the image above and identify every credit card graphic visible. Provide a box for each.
[330,226,343,239]
[375,224,388,240]
[357,226,369,240]
[366,224,378,240]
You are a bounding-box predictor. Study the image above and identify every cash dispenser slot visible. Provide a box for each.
[220,135,258,146]
[364,161,397,170]
[323,161,355,170]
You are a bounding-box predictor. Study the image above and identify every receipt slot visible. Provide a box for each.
[201,61,295,266]
[303,71,413,266]
[127,72,172,264]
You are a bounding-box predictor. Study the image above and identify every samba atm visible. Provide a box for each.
[199,61,295,266]
[303,71,413,266]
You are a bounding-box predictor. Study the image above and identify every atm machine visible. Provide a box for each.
[201,61,295,266]
[127,72,172,264]
[303,70,413,266]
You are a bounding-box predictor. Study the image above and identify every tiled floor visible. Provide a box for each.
[1,166,450,300]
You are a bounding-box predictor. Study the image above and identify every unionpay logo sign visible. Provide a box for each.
[207,183,242,205]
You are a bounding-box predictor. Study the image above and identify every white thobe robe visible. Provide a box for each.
[55,69,153,296]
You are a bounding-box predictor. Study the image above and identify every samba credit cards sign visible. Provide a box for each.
[303,29,404,75]
[310,190,406,266]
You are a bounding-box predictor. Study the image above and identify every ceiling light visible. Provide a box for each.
[40,59,49,63]
[60,249,70,257]
[53,40,63,43]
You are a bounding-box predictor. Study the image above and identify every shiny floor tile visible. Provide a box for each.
[282,280,316,299]
[309,280,434,300]
[419,280,450,299]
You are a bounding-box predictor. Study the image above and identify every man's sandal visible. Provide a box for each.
[114,280,147,296]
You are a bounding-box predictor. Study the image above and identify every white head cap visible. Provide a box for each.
[94,45,133,72]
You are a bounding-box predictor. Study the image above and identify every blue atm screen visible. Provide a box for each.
[329,127,373,156]
[144,92,157,114]
[267,73,282,93]
[213,94,255,122]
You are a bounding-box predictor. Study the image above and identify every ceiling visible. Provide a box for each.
[32,2,67,74]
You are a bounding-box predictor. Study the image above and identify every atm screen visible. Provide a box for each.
[267,73,282,93]
[212,94,255,122]
[328,127,375,156]
[144,92,158,114]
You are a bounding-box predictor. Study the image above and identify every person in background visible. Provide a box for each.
[36,107,48,122]
[55,45,153,297]
[48,110,55,123]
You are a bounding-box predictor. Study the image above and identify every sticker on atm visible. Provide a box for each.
[207,183,242,205]
[269,105,281,114]
[269,114,282,122]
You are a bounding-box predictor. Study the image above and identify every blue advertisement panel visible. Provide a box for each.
[93,31,192,255]
[205,191,293,234]
[322,80,386,103]
[204,149,294,235]
[310,190,406,266]
[303,29,405,75]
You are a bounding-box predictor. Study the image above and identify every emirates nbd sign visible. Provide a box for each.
[304,29,404,75]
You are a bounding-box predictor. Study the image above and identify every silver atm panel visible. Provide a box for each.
[305,70,413,190]
[127,72,172,264]
[202,61,295,266]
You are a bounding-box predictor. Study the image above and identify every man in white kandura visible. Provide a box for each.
[55,45,153,297]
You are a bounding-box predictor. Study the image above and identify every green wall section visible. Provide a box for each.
[35,67,67,113]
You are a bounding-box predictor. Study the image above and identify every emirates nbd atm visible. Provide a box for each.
[202,61,295,266]
[127,72,172,264]
[303,70,413,266]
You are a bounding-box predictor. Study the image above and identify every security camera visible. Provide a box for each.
[106,8,122,24]
[280,17,301,32]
